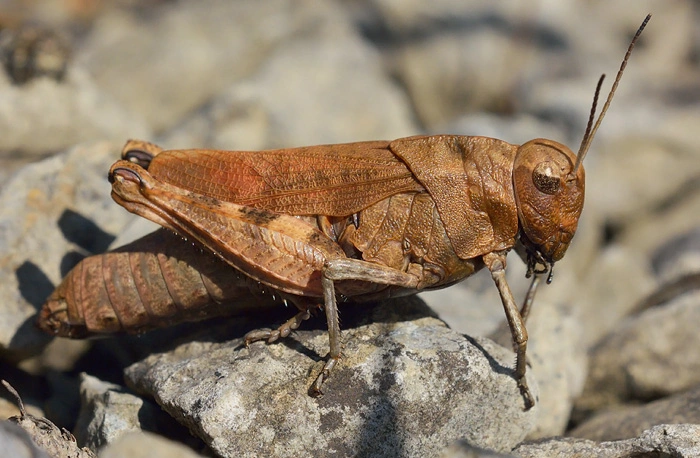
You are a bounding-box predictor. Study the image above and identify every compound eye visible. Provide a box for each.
[532,162,561,195]
[123,149,153,169]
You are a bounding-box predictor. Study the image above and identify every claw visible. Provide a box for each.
[518,377,535,411]
[244,328,274,346]
[310,356,338,397]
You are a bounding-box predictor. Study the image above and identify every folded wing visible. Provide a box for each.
[146,141,424,216]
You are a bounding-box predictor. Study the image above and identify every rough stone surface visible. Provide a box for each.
[73,374,197,453]
[125,298,538,458]
[514,424,700,458]
[519,302,585,439]
[162,20,417,151]
[441,441,516,458]
[0,420,51,458]
[574,224,700,419]
[0,68,150,157]
[488,298,586,440]
[77,0,358,134]
[576,293,700,415]
[570,384,700,442]
[567,245,657,348]
[99,431,205,458]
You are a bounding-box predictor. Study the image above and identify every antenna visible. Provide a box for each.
[573,14,651,174]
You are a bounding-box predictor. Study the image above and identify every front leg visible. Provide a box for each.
[310,259,421,395]
[483,251,534,410]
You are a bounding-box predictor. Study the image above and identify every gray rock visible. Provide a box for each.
[0,420,50,458]
[618,189,700,273]
[392,28,526,129]
[523,301,586,438]
[431,238,589,440]
[441,441,516,458]
[3,379,95,458]
[587,135,700,230]
[570,385,700,442]
[651,227,700,280]
[634,228,700,314]
[514,424,700,458]
[488,297,586,440]
[567,244,657,348]
[125,297,538,458]
[0,67,149,157]
[4,2,699,456]
[575,293,700,415]
[73,374,152,451]
[100,431,205,458]
[77,0,359,134]
[163,21,416,151]
[73,374,197,453]
[0,142,136,360]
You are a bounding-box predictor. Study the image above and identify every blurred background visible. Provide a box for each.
[0,0,699,452]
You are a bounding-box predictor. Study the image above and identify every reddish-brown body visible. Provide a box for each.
[39,229,280,338]
[39,15,649,410]
[115,136,543,299]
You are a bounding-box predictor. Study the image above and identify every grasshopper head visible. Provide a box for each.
[511,13,649,275]
[513,139,584,264]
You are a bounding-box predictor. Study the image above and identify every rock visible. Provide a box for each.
[568,244,657,348]
[570,385,700,442]
[391,28,525,129]
[575,291,700,416]
[73,375,147,450]
[571,225,700,425]
[650,227,700,281]
[619,189,700,269]
[441,441,517,458]
[100,431,205,458]
[0,66,149,157]
[587,135,700,230]
[163,20,416,151]
[488,297,586,439]
[73,374,198,453]
[0,23,71,85]
[77,0,359,134]
[0,142,136,360]
[3,2,699,456]
[125,297,538,457]
[514,424,700,458]
[0,420,50,458]
[521,301,585,438]
[2,380,95,458]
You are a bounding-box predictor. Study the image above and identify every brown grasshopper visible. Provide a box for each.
[39,16,649,409]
